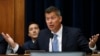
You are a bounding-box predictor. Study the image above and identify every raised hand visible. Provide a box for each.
[89,34,99,48]
[1,32,17,48]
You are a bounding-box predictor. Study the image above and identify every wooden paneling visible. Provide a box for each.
[0,0,14,37]
[14,0,24,46]
[0,0,24,46]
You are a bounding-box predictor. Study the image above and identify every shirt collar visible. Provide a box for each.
[32,40,35,43]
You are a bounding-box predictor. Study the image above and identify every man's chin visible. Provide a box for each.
[32,37,37,38]
[49,28,54,31]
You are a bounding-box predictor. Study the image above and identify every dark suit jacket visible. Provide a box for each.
[23,40,34,50]
[0,34,8,54]
[17,26,92,54]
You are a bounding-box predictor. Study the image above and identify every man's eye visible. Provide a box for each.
[29,28,33,31]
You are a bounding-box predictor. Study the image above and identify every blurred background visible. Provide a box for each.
[25,0,100,41]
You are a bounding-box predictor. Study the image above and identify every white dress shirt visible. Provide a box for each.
[49,25,63,52]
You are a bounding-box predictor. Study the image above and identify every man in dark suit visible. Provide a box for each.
[1,6,99,54]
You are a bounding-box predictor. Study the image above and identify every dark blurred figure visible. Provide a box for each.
[0,34,8,54]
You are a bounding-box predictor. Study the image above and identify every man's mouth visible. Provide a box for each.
[49,25,54,28]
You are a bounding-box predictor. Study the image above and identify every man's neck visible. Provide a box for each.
[54,24,62,33]
[52,24,62,34]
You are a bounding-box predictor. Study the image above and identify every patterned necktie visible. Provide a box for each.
[52,34,58,52]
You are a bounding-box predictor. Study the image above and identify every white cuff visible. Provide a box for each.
[12,43,19,53]
[89,45,96,51]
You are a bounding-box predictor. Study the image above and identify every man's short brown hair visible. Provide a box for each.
[45,6,61,16]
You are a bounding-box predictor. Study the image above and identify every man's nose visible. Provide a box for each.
[48,19,52,23]
[33,30,36,33]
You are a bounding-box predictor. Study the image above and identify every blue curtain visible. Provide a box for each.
[25,0,100,49]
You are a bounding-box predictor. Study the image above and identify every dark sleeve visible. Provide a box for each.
[16,41,39,54]
[0,34,8,54]
[23,42,29,50]
[16,46,25,54]
[0,41,8,54]
[16,33,42,54]
[77,29,92,53]
[23,41,35,50]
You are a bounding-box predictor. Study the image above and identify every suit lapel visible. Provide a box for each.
[62,26,68,51]
[44,29,51,51]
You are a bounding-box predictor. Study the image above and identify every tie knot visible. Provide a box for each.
[54,34,57,36]
[53,34,58,39]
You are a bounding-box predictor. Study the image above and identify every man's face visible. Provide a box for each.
[28,24,40,39]
[45,12,62,32]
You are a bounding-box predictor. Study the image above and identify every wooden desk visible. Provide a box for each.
[0,54,30,56]
[1,54,100,56]
[91,54,100,56]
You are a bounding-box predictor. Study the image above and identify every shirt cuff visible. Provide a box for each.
[12,43,19,53]
[89,45,96,51]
